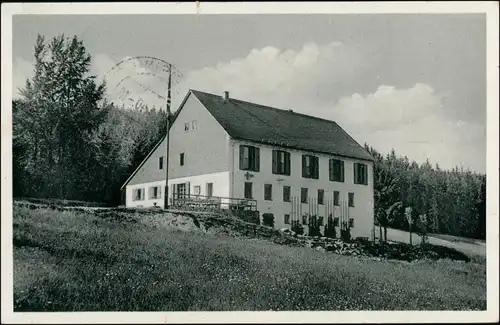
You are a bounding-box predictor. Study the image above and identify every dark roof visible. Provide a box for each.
[191,90,373,162]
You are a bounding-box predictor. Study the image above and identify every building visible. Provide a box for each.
[121,89,375,239]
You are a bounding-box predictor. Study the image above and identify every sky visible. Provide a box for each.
[12,14,487,173]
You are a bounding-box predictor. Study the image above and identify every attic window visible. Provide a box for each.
[192,120,197,130]
[184,122,189,132]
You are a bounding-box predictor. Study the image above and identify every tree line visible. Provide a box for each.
[12,34,486,239]
[365,145,486,240]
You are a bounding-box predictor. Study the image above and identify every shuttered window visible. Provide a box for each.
[159,157,164,170]
[239,145,260,172]
[302,155,319,179]
[149,186,162,199]
[272,150,291,175]
[354,163,369,185]
[133,188,145,201]
[329,159,344,182]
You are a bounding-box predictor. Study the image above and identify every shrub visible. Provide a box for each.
[340,221,351,242]
[291,220,304,235]
[323,216,337,239]
[307,215,321,237]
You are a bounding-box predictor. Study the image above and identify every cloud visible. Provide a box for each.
[327,84,485,172]
[173,42,366,109]
[174,42,485,173]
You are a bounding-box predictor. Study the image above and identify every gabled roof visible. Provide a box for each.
[120,91,192,190]
[190,90,373,162]
[121,89,373,190]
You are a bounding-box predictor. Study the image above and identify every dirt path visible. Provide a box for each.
[375,226,486,257]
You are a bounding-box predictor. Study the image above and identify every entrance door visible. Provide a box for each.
[176,183,186,199]
[262,213,275,227]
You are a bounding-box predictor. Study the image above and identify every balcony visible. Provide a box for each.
[171,194,258,212]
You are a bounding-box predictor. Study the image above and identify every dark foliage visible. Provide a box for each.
[365,145,486,240]
[291,220,304,235]
[323,216,337,239]
[307,215,322,237]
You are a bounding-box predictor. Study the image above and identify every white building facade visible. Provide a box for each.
[122,89,375,240]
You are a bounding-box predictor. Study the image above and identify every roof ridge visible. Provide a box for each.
[191,89,340,126]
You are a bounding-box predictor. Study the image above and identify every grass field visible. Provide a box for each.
[13,204,486,311]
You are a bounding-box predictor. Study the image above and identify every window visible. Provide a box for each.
[194,186,201,195]
[329,159,344,182]
[302,215,308,225]
[159,157,164,170]
[244,182,253,199]
[149,186,161,199]
[349,218,354,228]
[318,189,324,205]
[354,162,369,185]
[264,184,272,201]
[318,216,324,226]
[206,183,213,197]
[239,145,260,172]
[283,186,291,202]
[180,153,185,166]
[272,150,291,175]
[184,122,189,131]
[301,188,308,203]
[133,188,145,201]
[348,192,355,207]
[191,120,197,130]
[284,214,290,225]
[333,191,340,206]
[302,155,319,179]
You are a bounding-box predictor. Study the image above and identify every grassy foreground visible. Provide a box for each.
[13,205,486,311]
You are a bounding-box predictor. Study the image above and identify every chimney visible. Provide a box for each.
[223,91,229,103]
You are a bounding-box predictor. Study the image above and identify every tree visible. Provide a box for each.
[369,145,402,242]
[15,34,108,200]
[405,207,414,245]
[416,214,429,246]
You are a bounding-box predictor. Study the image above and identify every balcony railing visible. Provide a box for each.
[171,194,258,212]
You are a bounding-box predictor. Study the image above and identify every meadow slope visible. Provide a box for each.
[13,204,486,311]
